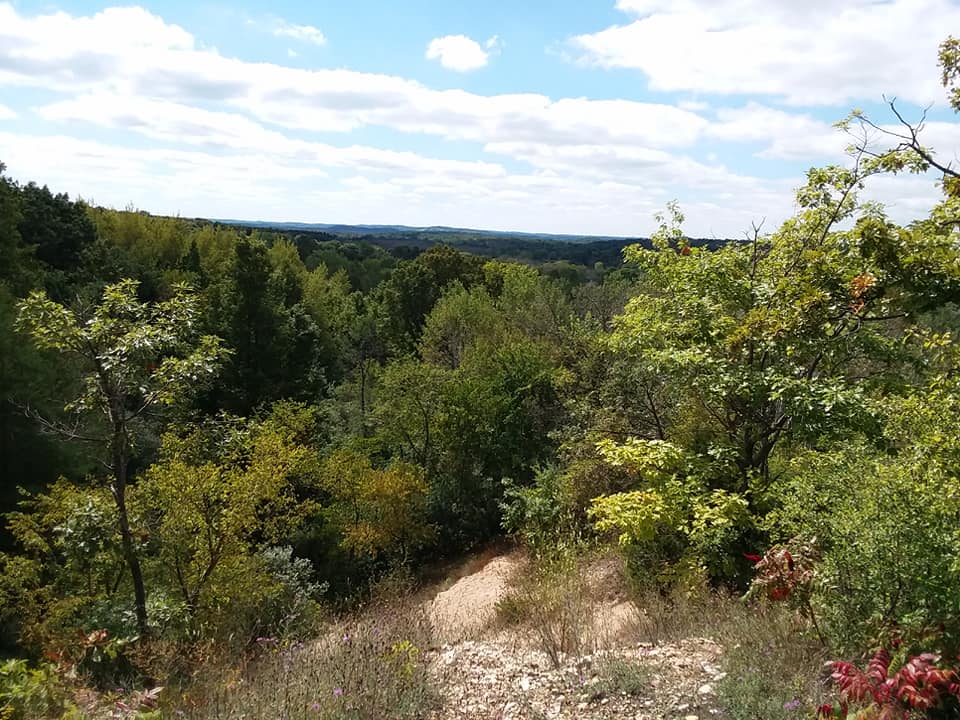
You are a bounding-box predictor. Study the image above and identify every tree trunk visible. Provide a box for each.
[111,433,149,636]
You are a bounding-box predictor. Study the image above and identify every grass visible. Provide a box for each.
[627,587,831,719]
[493,554,593,668]
[6,550,834,719]
[161,590,438,720]
[585,656,651,701]
[496,549,832,716]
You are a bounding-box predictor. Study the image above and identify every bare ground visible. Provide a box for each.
[424,551,727,720]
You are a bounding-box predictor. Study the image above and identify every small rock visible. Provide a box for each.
[684,716,700,720]
[519,676,531,691]
[698,683,714,695]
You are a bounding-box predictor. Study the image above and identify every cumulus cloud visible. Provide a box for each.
[572,0,960,106]
[0,103,16,119]
[271,19,326,46]
[0,4,707,148]
[0,2,953,238]
[426,34,495,71]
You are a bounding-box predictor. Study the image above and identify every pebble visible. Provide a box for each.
[429,635,725,719]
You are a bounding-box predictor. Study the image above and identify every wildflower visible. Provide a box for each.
[743,553,762,563]
[783,698,801,710]
[333,687,344,697]
[309,702,321,712]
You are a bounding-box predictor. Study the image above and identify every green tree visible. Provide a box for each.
[374,246,485,355]
[15,280,227,634]
[419,283,502,369]
[373,359,450,474]
[136,403,323,633]
[609,182,913,492]
[321,450,434,563]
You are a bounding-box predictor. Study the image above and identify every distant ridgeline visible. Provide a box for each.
[213,219,729,268]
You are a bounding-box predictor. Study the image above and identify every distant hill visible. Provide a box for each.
[211,219,631,244]
[211,219,730,269]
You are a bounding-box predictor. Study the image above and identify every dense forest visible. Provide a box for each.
[3,37,960,720]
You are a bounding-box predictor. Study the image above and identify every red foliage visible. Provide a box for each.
[826,648,960,719]
[746,539,817,604]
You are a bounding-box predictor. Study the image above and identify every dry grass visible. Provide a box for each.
[494,555,594,668]
[494,548,831,717]
[626,587,831,718]
[162,587,439,720]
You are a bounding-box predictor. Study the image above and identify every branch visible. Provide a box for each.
[862,98,960,180]
[13,401,103,443]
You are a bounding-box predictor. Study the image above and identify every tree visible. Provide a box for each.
[16,182,96,299]
[15,280,227,635]
[137,403,322,628]
[321,450,434,563]
[609,177,916,492]
[0,162,33,294]
[373,359,450,475]
[374,246,485,355]
[419,283,502,369]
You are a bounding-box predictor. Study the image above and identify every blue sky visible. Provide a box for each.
[1,0,959,237]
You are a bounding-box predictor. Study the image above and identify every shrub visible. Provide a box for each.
[169,596,436,720]
[770,442,960,653]
[501,465,584,559]
[0,659,74,720]
[587,438,754,591]
[494,555,592,668]
[823,648,960,719]
[586,657,650,701]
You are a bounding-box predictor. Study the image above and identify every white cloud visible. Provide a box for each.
[0,4,708,149]
[0,103,16,119]
[708,103,845,160]
[33,93,509,181]
[272,19,326,46]
[573,0,960,106]
[426,34,493,71]
[0,3,954,238]
[678,99,709,112]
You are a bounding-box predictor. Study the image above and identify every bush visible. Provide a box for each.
[214,546,327,647]
[0,659,74,720]
[587,441,755,591]
[169,596,436,720]
[770,442,960,653]
[501,465,584,559]
[494,555,592,668]
[586,657,650,701]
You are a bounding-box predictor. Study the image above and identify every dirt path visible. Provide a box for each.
[425,552,727,720]
[429,554,522,643]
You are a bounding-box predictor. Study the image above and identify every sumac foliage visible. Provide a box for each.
[821,648,960,719]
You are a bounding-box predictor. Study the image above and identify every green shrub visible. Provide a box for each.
[0,659,74,720]
[501,465,584,558]
[586,657,650,700]
[587,438,755,591]
[771,442,960,653]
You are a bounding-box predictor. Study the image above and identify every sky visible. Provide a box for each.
[1,0,959,238]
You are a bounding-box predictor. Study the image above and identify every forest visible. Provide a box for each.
[2,36,960,720]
